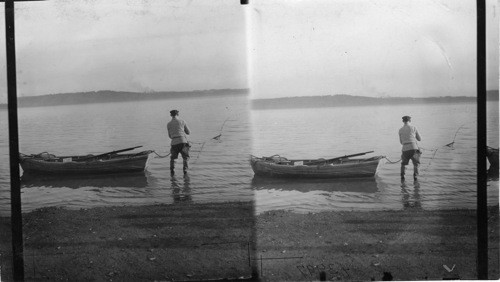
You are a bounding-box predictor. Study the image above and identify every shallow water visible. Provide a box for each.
[0,98,498,215]
[0,95,253,216]
[251,102,499,213]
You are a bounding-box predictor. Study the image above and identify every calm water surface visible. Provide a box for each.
[251,102,499,213]
[0,95,253,216]
[0,99,498,215]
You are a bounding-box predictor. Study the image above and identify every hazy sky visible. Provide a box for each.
[0,0,498,102]
[0,0,247,102]
[249,0,499,99]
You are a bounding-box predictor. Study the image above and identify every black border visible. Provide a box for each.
[5,0,24,280]
[476,0,488,279]
[4,0,491,280]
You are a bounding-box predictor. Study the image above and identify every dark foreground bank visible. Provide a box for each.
[0,203,498,281]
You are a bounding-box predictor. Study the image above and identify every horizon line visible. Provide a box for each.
[0,89,497,106]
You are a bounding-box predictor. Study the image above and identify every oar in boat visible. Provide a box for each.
[306,150,375,165]
[77,146,143,162]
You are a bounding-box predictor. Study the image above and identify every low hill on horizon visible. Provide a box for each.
[251,90,498,110]
[0,88,248,108]
[0,89,497,109]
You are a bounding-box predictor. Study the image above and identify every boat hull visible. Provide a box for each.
[487,146,499,169]
[19,151,152,174]
[250,155,384,179]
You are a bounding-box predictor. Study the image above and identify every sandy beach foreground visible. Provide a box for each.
[0,202,498,281]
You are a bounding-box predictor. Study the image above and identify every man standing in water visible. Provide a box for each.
[399,115,422,181]
[167,110,191,174]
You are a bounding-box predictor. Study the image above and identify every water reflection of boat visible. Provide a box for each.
[488,169,499,181]
[21,171,149,188]
[251,176,378,193]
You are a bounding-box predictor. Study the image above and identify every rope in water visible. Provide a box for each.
[191,114,239,163]
[419,122,473,173]
[152,151,171,158]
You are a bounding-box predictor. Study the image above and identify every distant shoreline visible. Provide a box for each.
[0,89,498,109]
[251,90,498,110]
[0,88,249,109]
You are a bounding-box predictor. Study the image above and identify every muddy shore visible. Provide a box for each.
[0,202,498,281]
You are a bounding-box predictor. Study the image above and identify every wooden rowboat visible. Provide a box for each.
[19,150,153,174]
[250,153,384,179]
[487,146,499,170]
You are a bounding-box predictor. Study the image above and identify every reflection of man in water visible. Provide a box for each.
[401,181,422,209]
[167,110,191,174]
[171,174,192,203]
[399,116,422,181]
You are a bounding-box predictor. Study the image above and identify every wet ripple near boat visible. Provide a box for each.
[0,96,253,216]
[0,98,498,215]
[251,102,499,214]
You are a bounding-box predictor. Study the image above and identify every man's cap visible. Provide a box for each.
[402,116,411,121]
[170,110,179,115]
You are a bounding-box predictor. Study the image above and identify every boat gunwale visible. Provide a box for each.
[250,155,384,179]
[250,155,385,166]
[20,150,153,163]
